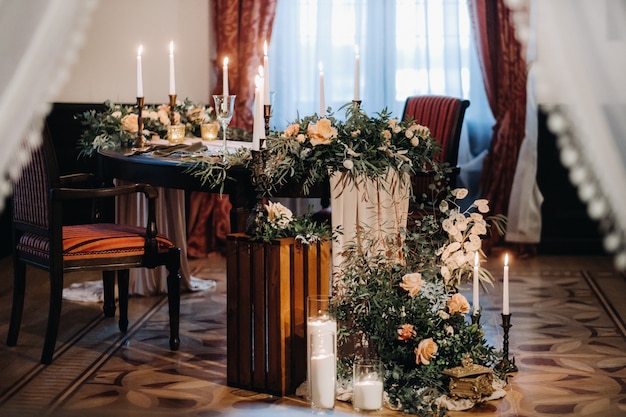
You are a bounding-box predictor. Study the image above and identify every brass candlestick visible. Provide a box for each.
[134,96,147,148]
[495,314,518,374]
[169,94,177,125]
[263,104,272,140]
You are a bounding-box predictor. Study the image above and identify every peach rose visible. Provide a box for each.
[415,338,438,365]
[284,123,301,137]
[397,324,417,341]
[447,293,470,315]
[120,114,139,133]
[307,118,337,146]
[187,107,205,123]
[399,272,422,298]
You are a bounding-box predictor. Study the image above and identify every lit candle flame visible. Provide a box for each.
[504,253,509,266]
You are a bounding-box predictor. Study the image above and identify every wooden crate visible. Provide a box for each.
[226,233,331,396]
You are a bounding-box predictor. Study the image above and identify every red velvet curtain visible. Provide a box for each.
[186,0,277,257]
[468,0,527,246]
[212,0,277,130]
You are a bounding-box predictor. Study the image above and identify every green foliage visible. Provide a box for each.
[334,188,504,414]
[260,103,441,196]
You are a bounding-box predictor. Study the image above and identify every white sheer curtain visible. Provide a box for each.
[269,0,493,209]
[506,0,626,270]
[0,0,98,210]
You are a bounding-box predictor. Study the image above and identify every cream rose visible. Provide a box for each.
[307,118,337,146]
[447,293,470,315]
[415,338,438,365]
[264,201,293,229]
[400,272,423,297]
[120,114,139,133]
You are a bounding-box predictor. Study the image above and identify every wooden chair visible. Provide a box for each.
[7,127,181,364]
[402,95,470,202]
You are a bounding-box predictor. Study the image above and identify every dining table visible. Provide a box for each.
[97,138,257,295]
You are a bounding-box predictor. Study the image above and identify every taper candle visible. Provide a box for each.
[223,57,229,96]
[503,253,510,315]
[136,45,143,97]
[354,45,360,101]
[473,252,479,315]
[169,41,176,95]
[319,62,325,117]
[252,66,264,150]
[263,40,270,105]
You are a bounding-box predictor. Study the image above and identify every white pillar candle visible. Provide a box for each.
[353,380,383,411]
[473,252,480,314]
[503,253,510,315]
[223,57,229,96]
[310,352,336,409]
[169,41,176,95]
[136,45,143,97]
[319,62,325,117]
[354,45,360,101]
[263,40,270,105]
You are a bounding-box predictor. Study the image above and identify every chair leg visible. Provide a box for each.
[41,266,64,364]
[166,248,181,350]
[117,270,129,332]
[6,259,26,347]
[102,270,116,318]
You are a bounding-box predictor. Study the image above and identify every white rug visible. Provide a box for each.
[62,276,217,303]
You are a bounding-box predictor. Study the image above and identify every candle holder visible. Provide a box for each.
[352,100,362,108]
[263,104,272,141]
[134,96,148,149]
[471,311,481,326]
[495,313,518,374]
[168,94,177,125]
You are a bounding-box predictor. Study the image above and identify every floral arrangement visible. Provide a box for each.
[334,187,506,416]
[259,103,441,196]
[76,99,218,158]
[245,200,337,246]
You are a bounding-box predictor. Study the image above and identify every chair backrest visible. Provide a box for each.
[402,95,470,167]
[12,127,60,235]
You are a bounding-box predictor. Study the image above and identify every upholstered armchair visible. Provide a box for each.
[7,127,181,364]
[402,95,470,203]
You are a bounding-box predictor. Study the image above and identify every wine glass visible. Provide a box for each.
[213,95,236,163]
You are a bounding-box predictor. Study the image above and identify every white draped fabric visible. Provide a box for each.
[0,0,98,210]
[505,0,626,270]
[330,170,410,278]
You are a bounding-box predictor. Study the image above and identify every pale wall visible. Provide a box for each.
[56,0,215,104]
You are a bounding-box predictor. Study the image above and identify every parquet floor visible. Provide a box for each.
[0,250,625,416]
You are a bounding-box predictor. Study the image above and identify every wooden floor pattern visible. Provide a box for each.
[1,251,625,416]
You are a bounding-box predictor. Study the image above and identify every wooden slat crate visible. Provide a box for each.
[226,233,331,396]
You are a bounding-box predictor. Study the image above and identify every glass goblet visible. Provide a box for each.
[212,95,236,163]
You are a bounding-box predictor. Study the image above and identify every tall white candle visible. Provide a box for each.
[354,45,360,101]
[503,253,510,315]
[473,252,480,315]
[310,352,336,409]
[136,45,143,97]
[353,380,383,411]
[263,40,270,105]
[223,57,229,96]
[169,41,176,95]
[252,67,263,150]
[319,62,325,117]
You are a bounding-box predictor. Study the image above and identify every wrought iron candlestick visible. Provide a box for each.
[263,104,272,140]
[134,96,147,148]
[169,94,177,125]
[496,313,518,374]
